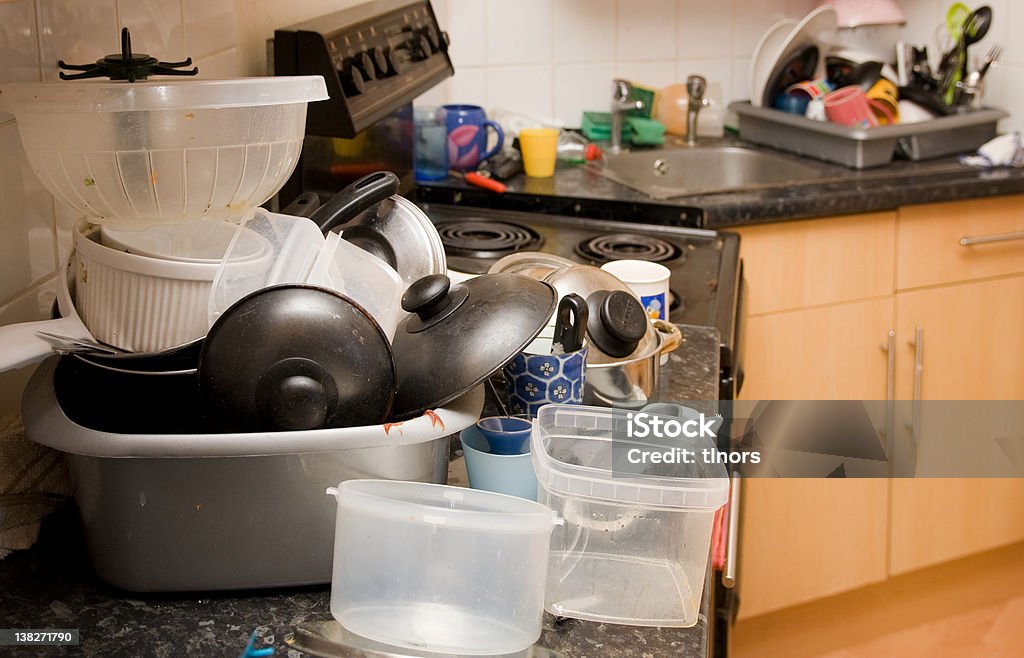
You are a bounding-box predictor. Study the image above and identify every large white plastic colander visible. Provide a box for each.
[1,76,328,226]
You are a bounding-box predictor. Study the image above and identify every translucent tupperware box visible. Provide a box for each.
[531,404,729,627]
[326,480,557,656]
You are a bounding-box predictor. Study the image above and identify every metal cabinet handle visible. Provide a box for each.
[880,330,896,460]
[903,326,924,446]
[959,230,1024,246]
[722,473,741,589]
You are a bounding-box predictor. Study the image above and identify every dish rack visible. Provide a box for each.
[730,102,1007,169]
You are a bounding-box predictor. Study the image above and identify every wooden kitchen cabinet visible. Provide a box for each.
[889,275,1024,574]
[736,211,896,315]
[739,298,893,401]
[735,214,895,619]
[896,195,1024,290]
[734,199,1024,618]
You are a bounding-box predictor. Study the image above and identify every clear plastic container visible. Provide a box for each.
[326,480,556,655]
[531,404,729,627]
[308,231,404,341]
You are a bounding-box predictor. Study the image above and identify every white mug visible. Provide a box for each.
[600,260,671,322]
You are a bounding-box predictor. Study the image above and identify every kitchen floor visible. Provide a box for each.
[733,541,1024,658]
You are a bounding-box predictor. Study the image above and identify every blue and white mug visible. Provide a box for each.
[503,345,588,417]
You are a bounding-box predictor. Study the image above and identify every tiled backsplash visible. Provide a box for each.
[0,0,1021,410]
[420,0,1023,131]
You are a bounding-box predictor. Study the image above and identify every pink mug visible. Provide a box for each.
[823,85,895,128]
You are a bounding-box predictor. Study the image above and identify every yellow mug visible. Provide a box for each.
[867,78,900,125]
[519,128,559,178]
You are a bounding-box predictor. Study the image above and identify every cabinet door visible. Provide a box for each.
[891,276,1024,574]
[738,299,893,618]
[897,195,1024,290]
[740,298,894,401]
[735,211,895,315]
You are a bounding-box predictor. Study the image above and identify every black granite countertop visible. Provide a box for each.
[415,137,1024,229]
[0,326,722,658]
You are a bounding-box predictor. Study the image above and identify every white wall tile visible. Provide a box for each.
[614,60,679,89]
[553,0,616,64]
[446,0,486,66]
[195,47,243,78]
[414,77,451,107]
[0,123,55,306]
[0,1,41,84]
[732,55,752,102]
[485,0,553,65]
[1008,1,1024,65]
[38,0,117,71]
[616,0,677,61]
[678,0,734,59]
[117,0,186,62]
[553,63,616,126]
[447,67,488,107]
[733,2,792,58]
[485,66,554,123]
[981,64,1023,134]
[183,0,237,60]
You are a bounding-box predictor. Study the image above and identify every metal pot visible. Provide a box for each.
[584,319,683,409]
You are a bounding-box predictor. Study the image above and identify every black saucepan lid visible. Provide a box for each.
[198,284,396,432]
[390,273,557,420]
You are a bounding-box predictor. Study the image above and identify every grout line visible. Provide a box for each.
[32,0,44,81]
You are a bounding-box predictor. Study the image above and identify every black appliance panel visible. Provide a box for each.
[273,0,452,138]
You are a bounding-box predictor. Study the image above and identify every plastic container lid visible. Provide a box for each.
[101,220,272,263]
[1,76,329,113]
[532,404,729,510]
[327,480,556,533]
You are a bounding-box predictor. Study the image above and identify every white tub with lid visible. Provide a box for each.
[532,404,729,627]
[326,480,557,655]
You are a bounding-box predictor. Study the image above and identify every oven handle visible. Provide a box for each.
[722,472,741,589]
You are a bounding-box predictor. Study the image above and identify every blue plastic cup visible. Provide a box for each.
[476,415,532,455]
[460,426,539,501]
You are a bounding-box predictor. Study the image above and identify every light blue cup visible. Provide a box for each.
[460,425,538,501]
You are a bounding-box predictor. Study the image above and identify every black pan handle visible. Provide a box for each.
[552,293,588,353]
[311,171,400,234]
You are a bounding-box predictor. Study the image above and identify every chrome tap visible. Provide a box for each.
[609,79,643,154]
[686,75,709,146]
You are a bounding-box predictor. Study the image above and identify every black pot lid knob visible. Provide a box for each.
[255,357,337,431]
[402,273,470,333]
[586,290,647,358]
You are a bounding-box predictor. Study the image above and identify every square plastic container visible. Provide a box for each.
[531,404,729,627]
[326,480,557,655]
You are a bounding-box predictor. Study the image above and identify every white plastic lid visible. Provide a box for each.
[532,404,729,510]
[0,76,329,113]
[101,220,272,263]
[328,480,556,534]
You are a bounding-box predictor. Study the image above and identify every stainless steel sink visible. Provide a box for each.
[596,145,832,199]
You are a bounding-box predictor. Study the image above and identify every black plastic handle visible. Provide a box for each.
[311,171,400,234]
[585,290,647,358]
[552,293,588,353]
